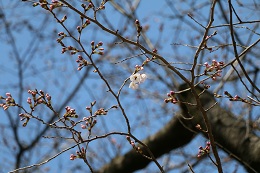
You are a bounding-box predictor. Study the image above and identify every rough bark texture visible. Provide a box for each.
[97,84,260,173]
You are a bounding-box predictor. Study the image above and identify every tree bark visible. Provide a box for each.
[97,84,260,173]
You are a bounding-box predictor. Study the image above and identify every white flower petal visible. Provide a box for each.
[130,73,141,83]
[129,81,139,90]
[140,73,147,83]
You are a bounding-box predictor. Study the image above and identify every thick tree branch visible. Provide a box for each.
[97,84,260,173]
[178,84,260,173]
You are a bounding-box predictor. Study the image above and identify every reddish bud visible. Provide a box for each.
[98,41,103,46]
[81,124,86,129]
[27,97,32,104]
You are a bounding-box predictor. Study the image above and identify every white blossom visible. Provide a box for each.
[129,73,147,90]
[130,73,141,83]
[140,73,147,83]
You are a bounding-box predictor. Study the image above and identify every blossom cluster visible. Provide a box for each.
[129,73,147,90]
[63,106,78,119]
[204,60,224,80]
[27,89,52,109]
[80,116,97,130]
[197,141,211,158]
[91,41,104,55]
[70,147,86,160]
[76,55,90,71]
[164,91,178,104]
[0,93,15,110]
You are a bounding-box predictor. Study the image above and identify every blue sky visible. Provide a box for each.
[0,0,259,173]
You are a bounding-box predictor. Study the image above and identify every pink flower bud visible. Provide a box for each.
[88,3,93,8]
[98,41,103,46]
[65,106,71,112]
[78,55,83,60]
[86,19,90,25]
[6,93,11,97]
[61,48,66,54]
[27,97,32,104]
[70,154,76,160]
[46,93,51,101]
[131,141,135,147]
[81,124,87,129]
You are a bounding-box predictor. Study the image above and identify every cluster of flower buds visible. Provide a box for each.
[49,0,63,11]
[57,31,66,48]
[61,45,79,55]
[91,41,104,55]
[81,102,117,130]
[19,113,31,127]
[81,116,97,131]
[94,108,107,116]
[204,60,224,80]
[77,19,91,33]
[33,0,63,11]
[76,55,90,71]
[126,136,143,154]
[70,147,86,160]
[63,106,78,119]
[164,91,178,104]
[197,141,211,158]
[80,100,98,130]
[199,81,210,90]
[0,93,16,110]
[27,89,52,109]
